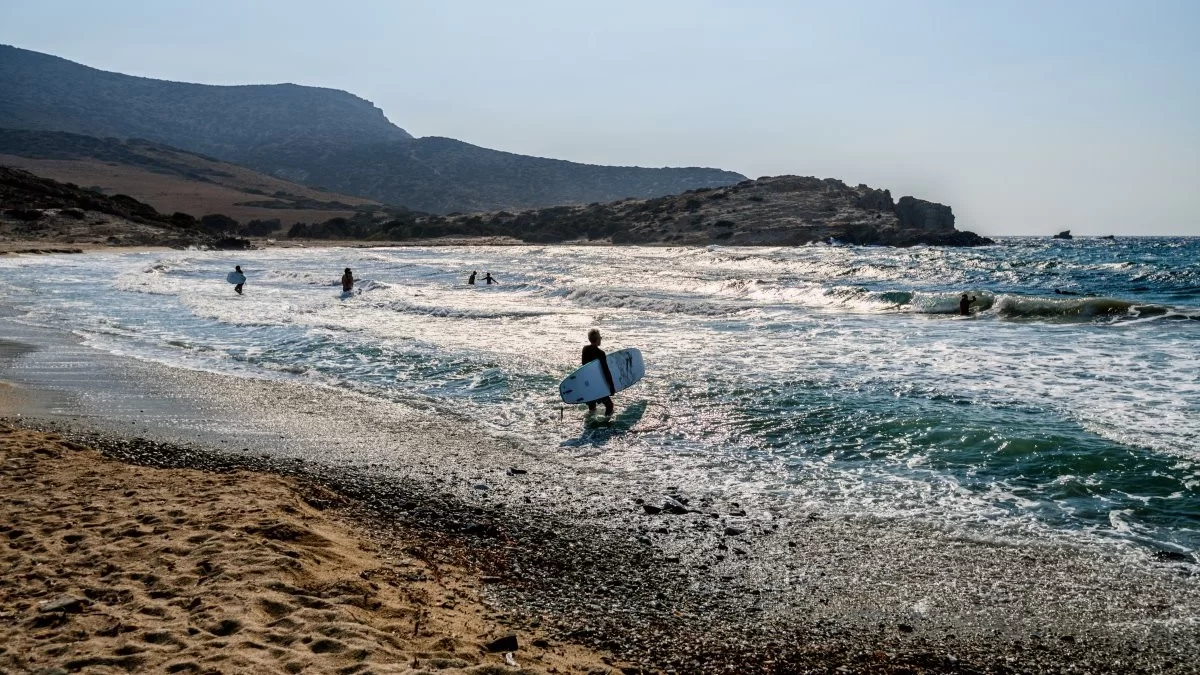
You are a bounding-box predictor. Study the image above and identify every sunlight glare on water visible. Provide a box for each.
[1,239,1197,555]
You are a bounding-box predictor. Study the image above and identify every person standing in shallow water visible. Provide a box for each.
[467,271,476,285]
[581,328,615,417]
[959,293,976,315]
[484,272,496,285]
[233,265,244,295]
[341,268,354,293]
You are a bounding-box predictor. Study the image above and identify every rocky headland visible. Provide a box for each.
[367,175,993,246]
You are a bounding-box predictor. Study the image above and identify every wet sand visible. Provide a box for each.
[0,318,1198,673]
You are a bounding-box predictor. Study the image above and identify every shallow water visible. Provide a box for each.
[1,238,1197,555]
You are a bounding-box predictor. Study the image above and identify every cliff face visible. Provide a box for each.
[895,196,955,231]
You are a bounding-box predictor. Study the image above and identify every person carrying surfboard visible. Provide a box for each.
[581,328,615,417]
[342,268,354,292]
[232,265,245,295]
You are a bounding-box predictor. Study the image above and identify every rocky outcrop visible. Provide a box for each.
[896,196,955,231]
[1053,230,1073,239]
[348,175,993,247]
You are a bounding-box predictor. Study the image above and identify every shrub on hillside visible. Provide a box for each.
[198,213,239,234]
[241,218,281,237]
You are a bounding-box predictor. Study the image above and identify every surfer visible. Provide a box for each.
[341,268,354,292]
[233,265,244,295]
[959,293,976,315]
[484,272,496,285]
[468,271,476,285]
[582,328,615,417]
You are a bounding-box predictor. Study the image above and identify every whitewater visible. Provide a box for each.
[1,237,1196,556]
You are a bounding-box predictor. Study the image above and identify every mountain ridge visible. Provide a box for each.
[0,44,746,213]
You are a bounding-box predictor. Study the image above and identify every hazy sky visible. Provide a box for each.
[2,0,1198,235]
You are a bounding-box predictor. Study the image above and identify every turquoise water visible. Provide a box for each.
[1,238,1196,556]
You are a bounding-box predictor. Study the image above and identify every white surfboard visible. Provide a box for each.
[226,271,246,284]
[559,348,645,404]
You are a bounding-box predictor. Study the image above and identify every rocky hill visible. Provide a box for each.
[0,165,229,247]
[0,45,745,213]
[293,175,992,247]
[0,129,383,228]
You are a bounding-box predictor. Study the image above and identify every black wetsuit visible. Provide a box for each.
[581,344,615,416]
[467,272,476,285]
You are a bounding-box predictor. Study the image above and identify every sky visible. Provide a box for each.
[2,0,1198,236]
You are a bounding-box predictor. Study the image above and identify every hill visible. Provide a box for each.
[0,165,287,248]
[290,175,993,247]
[0,45,409,159]
[0,45,745,213]
[244,136,748,214]
[0,129,383,228]
[0,165,220,247]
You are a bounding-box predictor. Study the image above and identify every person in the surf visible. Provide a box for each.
[484,272,496,285]
[341,268,354,293]
[467,270,477,285]
[959,293,976,315]
[582,328,615,418]
[233,265,244,295]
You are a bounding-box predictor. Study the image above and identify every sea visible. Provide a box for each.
[1,238,1197,557]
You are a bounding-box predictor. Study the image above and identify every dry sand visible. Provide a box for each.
[0,423,627,675]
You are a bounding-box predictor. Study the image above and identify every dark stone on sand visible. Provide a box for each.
[507,467,527,475]
[1152,550,1191,563]
[898,623,915,633]
[662,502,689,515]
[38,596,86,613]
[485,633,519,652]
[723,526,746,536]
[641,504,662,515]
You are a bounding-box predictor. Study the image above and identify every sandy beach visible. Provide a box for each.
[0,421,626,675]
[0,304,1197,674]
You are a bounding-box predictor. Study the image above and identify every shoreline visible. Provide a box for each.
[0,319,1198,673]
